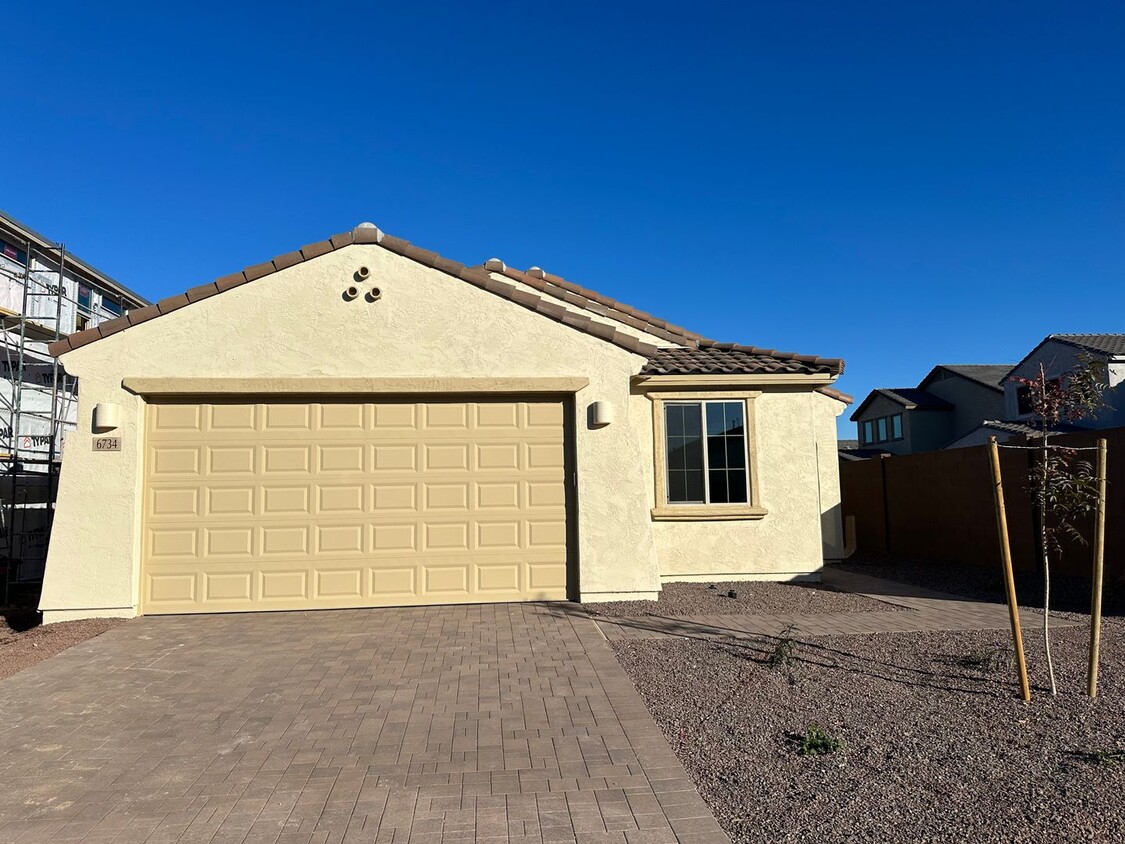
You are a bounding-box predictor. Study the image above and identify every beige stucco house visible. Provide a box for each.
[39,223,850,622]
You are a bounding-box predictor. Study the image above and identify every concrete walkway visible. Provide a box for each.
[0,604,729,844]
[594,568,1080,641]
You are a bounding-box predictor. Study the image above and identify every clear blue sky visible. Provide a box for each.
[4,2,1123,437]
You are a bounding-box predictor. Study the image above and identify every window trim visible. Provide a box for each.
[649,390,766,521]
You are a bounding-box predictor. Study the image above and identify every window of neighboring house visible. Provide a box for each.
[664,401,748,505]
[0,239,28,266]
[877,417,888,442]
[862,420,874,444]
[101,295,123,317]
[891,414,903,440]
[651,393,765,520]
[77,285,92,312]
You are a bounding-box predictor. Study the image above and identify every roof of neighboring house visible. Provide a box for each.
[979,419,1087,437]
[849,387,953,421]
[48,223,845,379]
[920,364,1011,392]
[0,208,149,308]
[838,442,890,461]
[1003,333,1125,383]
[945,419,1089,448]
[1051,334,1125,357]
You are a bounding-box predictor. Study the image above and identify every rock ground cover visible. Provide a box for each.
[586,579,907,617]
[0,610,126,681]
[612,619,1125,843]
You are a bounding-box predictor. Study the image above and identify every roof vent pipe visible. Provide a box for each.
[484,258,506,271]
[527,267,546,279]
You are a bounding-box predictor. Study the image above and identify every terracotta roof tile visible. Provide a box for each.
[299,240,333,260]
[215,271,249,292]
[243,261,276,282]
[126,304,161,326]
[157,293,190,314]
[96,318,129,340]
[185,283,220,303]
[642,346,844,377]
[47,222,838,373]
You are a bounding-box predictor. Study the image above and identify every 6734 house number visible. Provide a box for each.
[93,437,121,452]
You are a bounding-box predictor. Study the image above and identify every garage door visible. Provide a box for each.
[141,398,569,614]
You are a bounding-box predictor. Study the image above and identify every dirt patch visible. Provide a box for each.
[585,579,907,617]
[0,610,126,681]
[612,619,1125,843]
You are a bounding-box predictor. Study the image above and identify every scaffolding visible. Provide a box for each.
[0,236,80,605]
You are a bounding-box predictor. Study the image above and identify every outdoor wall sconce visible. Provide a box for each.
[589,400,614,428]
[93,403,122,432]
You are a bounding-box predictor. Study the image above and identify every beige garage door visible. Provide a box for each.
[141,398,570,614]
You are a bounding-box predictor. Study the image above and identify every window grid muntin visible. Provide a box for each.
[664,400,751,506]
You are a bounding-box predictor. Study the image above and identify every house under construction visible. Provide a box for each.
[0,210,148,603]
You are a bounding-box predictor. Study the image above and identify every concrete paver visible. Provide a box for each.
[594,568,1080,641]
[0,603,729,844]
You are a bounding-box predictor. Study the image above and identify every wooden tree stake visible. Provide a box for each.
[989,437,1031,702]
[1088,438,1108,698]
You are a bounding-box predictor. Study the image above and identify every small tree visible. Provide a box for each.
[1010,356,1106,695]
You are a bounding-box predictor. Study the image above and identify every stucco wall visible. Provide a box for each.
[924,375,1006,442]
[634,388,837,581]
[41,242,841,619]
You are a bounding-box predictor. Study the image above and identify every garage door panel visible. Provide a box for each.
[142,398,569,614]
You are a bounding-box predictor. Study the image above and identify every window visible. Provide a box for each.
[664,401,748,505]
[651,392,765,520]
[101,295,123,316]
[0,238,28,266]
[861,413,905,444]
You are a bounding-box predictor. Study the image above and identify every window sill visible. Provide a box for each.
[651,504,768,522]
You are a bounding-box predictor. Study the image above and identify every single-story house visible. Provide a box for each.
[40,223,849,622]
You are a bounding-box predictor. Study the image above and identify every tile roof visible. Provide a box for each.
[1051,334,1125,357]
[932,364,1011,390]
[640,344,844,377]
[48,223,845,380]
[979,419,1086,437]
[849,387,952,421]
[817,386,854,404]
[877,388,953,410]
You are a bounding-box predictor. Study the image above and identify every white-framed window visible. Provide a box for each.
[664,400,750,505]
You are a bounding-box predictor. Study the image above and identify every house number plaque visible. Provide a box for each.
[93,437,122,452]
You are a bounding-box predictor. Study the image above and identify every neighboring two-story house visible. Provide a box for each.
[847,335,1125,456]
[848,365,1007,454]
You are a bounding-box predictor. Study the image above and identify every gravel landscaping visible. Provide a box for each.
[585,579,907,617]
[612,618,1125,843]
[0,610,126,681]
[840,555,1124,616]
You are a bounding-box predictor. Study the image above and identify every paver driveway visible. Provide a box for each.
[0,603,729,844]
